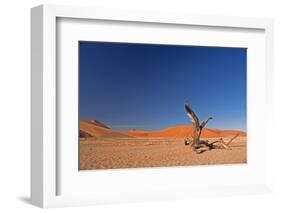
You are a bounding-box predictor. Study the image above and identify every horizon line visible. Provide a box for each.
[80,119,247,132]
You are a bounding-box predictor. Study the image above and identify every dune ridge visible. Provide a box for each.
[80,120,134,138]
[80,120,246,139]
[128,126,245,138]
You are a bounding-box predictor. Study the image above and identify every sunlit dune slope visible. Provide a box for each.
[128,126,246,138]
[80,119,246,138]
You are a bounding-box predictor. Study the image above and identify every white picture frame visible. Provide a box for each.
[31,4,274,208]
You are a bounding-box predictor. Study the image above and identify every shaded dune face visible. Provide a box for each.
[80,120,246,139]
[80,119,111,129]
[79,129,93,138]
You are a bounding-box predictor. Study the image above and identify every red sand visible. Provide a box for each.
[80,120,246,139]
[128,126,246,138]
[79,120,247,170]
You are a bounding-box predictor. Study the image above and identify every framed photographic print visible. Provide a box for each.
[78,41,247,169]
[31,4,274,208]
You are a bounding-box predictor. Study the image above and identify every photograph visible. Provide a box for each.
[79,41,247,170]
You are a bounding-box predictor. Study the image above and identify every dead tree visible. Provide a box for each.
[184,103,238,154]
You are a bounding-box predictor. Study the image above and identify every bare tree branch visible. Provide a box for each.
[184,103,200,131]
[200,117,213,130]
[227,134,239,145]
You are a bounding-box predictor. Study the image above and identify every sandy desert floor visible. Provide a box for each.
[79,136,246,170]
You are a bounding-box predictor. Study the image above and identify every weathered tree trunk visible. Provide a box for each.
[184,103,212,149]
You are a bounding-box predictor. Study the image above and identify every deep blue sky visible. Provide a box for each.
[79,41,246,131]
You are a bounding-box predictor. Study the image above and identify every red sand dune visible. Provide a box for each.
[80,119,111,129]
[88,119,110,129]
[128,126,246,138]
[80,119,246,139]
[219,130,246,137]
[80,120,134,138]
